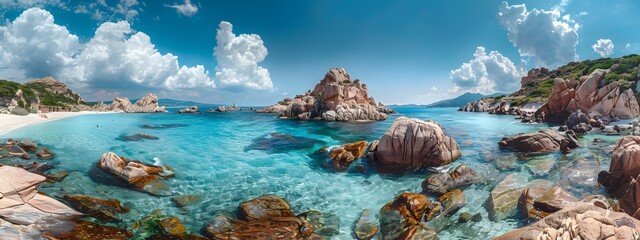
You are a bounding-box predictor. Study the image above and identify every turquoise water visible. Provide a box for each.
[1,108,618,239]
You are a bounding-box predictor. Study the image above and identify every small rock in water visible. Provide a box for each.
[36,147,54,159]
[298,210,340,237]
[458,212,471,223]
[47,171,69,182]
[160,217,187,236]
[437,189,466,216]
[471,213,482,222]
[172,194,202,208]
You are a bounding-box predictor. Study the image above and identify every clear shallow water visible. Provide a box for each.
[1,108,619,239]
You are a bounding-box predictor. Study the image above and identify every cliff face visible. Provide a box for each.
[259,68,395,121]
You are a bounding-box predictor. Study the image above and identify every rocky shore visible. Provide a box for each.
[258,68,396,121]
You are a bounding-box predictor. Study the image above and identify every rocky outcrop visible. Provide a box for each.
[258,68,395,121]
[537,69,640,123]
[498,129,580,153]
[371,117,461,172]
[495,199,640,240]
[458,99,490,112]
[213,104,241,112]
[598,136,640,218]
[0,165,82,238]
[177,106,199,113]
[94,93,166,113]
[565,110,592,134]
[203,195,323,239]
[325,140,369,171]
[91,152,172,196]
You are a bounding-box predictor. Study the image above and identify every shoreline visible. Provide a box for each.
[0,111,118,136]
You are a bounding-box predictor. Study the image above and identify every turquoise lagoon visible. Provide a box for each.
[1,107,619,239]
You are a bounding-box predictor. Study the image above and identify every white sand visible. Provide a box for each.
[0,111,117,135]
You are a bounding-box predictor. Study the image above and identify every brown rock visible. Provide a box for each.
[238,195,295,221]
[436,189,466,215]
[36,147,54,159]
[329,140,368,170]
[374,117,461,172]
[353,209,378,240]
[160,217,187,236]
[487,174,527,221]
[172,194,202,208]
[95,152,171,196]
[498,129,579,153]
[532,186,578,214]
[380,193,431,240]
[422,164,481,194]
[47,171,69,182]
[423,202,442,222]
[62,195,130,223]
[57,219,133,240]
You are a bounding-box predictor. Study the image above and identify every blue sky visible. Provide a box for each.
[0,0,638,105]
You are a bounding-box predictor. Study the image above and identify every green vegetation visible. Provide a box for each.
[510,54,640,106]
[0,79,88,109]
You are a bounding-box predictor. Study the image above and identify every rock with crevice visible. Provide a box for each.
[498,129,580,153]
[422,164,482,194]
[92,152,172,196]
[373,117,461,172]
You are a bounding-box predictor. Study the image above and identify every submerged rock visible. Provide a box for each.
[379,193,433,240]
[172,194,202,208]
[141,124,188,129]
[246,133,324,153]
[203,195,323,239]
[92,152,171,196]
[422,164,482,194]
[62,195,130,223]
[57,219,133,240]
[353,209,378,240]
[7,144,30,159]
[298,210,340,238]
[498,129,580,153]
[373,117,461,172]
[177,106,199,114]
[436,189,466,216]
[487,173,528,221]
[238,195,295,221]
[117,133,160,142]
[532,186,578,214]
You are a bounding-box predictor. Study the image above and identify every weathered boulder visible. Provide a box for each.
[532,186,578,214]
[422,164,481,194]
[519,179,554,219]
[93,152,171,196]
[495,200,640,240]
[17,139,38,152]
[172,194,202,208]
[298,210,340,238]
[458,99,490,112]
[7,144,30,159]
[498,129,580,153]
[598,136,640,218]
[258,68,394,122]
[56,219,133,240]
[537,69,640,123]
[373,117,461,172]
[487,173,528,221]
[62,195,130,223]
[565,110,592,134]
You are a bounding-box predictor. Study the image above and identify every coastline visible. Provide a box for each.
[0,111,118,136]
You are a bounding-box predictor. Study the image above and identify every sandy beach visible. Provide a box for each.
[0,111,117,135]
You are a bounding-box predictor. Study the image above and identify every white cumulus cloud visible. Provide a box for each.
[592,39,614,57]
[214,21,273,91]
[450,46,523,94]
[0,0,61,8]
[498,1,579,69]
[166,0,198,17]
[0,7,215,95]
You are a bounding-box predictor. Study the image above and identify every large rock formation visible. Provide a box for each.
[0,165,82,238]
[458,99,490,112]
[498,129,580,153]
[1,77,90,114]
[495,199,640,240]
[537,69,640,123]
[598,136,640,218]
[371,117,461,172]
[91,152,172,196]
[94,93,166,113]
[258,68,395,121]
